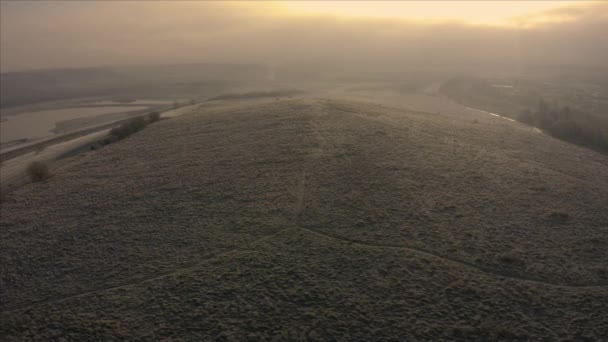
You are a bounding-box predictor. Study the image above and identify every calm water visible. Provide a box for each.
[0,106,147,143]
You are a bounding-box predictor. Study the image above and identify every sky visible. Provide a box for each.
[280,1,582,26]
[1,1,606,72]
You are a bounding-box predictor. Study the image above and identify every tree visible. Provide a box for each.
[149,112,161,122]
[538,99,549,116]
[518,109,534,125]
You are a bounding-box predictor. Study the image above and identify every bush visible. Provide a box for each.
[100,137,116,146]
[549,120,582,142]
[518,109,534,125]
[27,161,51,181]
[497,252,524,266]
[130,116,147,130]
[547,211,570,224]
[110,116,147,140]
[149,112,161,123]
[518,100,608,154]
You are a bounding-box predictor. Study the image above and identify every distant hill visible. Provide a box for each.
[0,63,267,108]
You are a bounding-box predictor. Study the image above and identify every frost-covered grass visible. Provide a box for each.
[2,98,607,340]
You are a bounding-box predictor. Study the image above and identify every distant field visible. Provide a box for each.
[1,98,607,340]
[0,64,265,108]
[208,89,305,101]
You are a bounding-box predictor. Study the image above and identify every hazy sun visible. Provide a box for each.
[278,1,591,26]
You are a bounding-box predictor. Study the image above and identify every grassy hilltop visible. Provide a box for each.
[1,98,607,340]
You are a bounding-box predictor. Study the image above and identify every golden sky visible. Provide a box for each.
[1,1,606,71]
[277,1,596,26]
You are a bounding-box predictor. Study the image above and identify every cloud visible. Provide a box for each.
[512,2,608,27]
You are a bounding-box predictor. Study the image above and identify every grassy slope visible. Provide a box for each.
[1,98,607,340]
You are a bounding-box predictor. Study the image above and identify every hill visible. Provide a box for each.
[1,98,607,340]
[0,63,266,109]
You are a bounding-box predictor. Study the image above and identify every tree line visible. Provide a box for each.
[518,100,608,154]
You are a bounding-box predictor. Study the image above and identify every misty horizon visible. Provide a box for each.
[1,1,607,73]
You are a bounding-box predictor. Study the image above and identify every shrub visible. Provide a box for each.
[100,137,116,146]
[594,266,608,279]
[208,89,304,101]
[109,126,127,140]
[549,120,582,143]
[518,109,534,125]
[497,252,524,265]
[110,116,147,140]
[130,116,147,130]
[27,161,51,181]
[149,111,161,123]
[518,100,608,155]
[547,211,570,224]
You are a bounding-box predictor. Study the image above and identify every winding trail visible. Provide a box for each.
[295,225,607,289]
[296,105,608,289]
[4,103,605,315]
[2,227,292,314]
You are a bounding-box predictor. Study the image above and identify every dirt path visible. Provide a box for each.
[295,104,608,289]
[4,101,605,316]
[294,171,307,219]
[2,227,292,314]
[295,225,607,289]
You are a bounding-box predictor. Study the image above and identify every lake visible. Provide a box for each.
[0,106,148,144]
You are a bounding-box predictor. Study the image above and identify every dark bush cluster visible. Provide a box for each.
[547,211,570,224]
[148,111,161,123]
[110,117,147,140]
[208,89,304,101]
[27,161,51,182]
[109,112,161,141]
[497,252,525,266]
[519,100,608,154]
